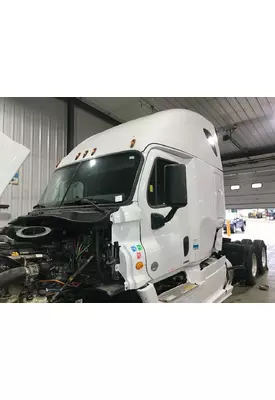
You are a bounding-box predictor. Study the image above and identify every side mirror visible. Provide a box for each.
[164,164,187,208]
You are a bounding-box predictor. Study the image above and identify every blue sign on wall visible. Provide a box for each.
[10,171,19,185]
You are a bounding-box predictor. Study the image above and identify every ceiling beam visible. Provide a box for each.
[57,97,121,127]
[222,146,275,162]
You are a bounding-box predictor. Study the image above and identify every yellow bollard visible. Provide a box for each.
[226,220,231,237]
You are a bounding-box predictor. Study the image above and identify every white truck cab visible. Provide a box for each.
[0,110,267,303]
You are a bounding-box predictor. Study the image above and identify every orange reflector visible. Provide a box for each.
[130,139,136,148]
[91,148,97,156]
[83,150,89,158]
[75,152,81,160]
[136,262,144,270]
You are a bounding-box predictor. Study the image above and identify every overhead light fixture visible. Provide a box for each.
[223,134,230,142]
[252,183,262,189]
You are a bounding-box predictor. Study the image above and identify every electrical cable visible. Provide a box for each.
[50,254,94,302]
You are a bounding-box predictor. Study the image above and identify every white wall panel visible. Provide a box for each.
[0,98,66,218]
[74,107,114,146]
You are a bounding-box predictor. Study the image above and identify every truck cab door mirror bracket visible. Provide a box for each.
[151,207,179,230]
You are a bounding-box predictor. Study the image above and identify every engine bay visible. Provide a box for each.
[0,211,124,303]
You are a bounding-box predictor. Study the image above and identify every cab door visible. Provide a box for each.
[138,149,190,281]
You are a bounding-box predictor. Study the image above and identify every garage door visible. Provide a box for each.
[223,159,275,209]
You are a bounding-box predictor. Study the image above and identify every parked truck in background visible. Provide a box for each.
[0,110,268,303]
[248,210,263,219]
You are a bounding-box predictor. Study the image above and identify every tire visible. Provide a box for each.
[112,291,143,303]
[222,242,243,266]
[243,245,258,286]
[241,239,253,245]
[230,224,236,234]
[241,223,246,232]
[252,240,268,274]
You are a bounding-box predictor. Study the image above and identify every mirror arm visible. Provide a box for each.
[151,207,179,230]
[163,207,179,224]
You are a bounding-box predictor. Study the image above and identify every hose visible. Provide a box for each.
[0,263,40,289]
[0,255,21,269]
[0,267,27,288]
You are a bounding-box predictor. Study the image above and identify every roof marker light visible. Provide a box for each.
[75,152,81,160]
[130,139,136,148]
[91,148,97,156]
[83,150,89,158]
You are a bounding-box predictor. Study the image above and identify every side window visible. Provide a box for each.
[147,158,175,207]
[203,128,218,156]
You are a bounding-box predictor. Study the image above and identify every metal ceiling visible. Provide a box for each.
[78,97,275,161]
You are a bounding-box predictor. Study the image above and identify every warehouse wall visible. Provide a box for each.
[0,98,67,218]
[74,107,114,146]
[224,160,275,209]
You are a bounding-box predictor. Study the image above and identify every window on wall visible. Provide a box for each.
[147,158,176,207]
[231,185,240,190]
[252,183,262,189]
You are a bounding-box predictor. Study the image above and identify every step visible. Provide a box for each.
[158,282,198,303]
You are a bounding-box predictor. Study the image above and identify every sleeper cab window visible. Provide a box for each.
[203,128,218,156]
[147,158,175,207]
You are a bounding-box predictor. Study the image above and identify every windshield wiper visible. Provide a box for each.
[66,197,108,213]
[59,162,83,207]
[33,204,46,209]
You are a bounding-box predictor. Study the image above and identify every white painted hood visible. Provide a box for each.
[0,132,30,197]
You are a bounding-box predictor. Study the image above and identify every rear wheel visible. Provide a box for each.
[241,223,246,232]
[252,240,268,274]
[230,224,236,234]
[243,245,258,286]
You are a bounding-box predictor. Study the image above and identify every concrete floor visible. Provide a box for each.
[224,218,275,303]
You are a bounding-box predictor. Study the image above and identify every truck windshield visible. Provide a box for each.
[38,151,142,208]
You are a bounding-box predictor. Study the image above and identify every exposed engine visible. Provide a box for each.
[0,219,123,303]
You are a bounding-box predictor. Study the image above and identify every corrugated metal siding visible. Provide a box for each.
[74,107,115,146]
[0,98,66,218]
